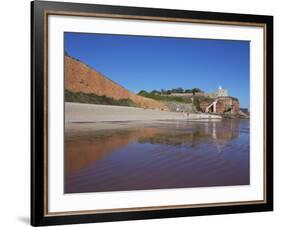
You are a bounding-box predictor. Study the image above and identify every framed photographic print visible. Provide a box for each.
[31,0,273,226]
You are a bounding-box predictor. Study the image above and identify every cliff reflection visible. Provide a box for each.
[138,120,240,147]
[65,127,164,174]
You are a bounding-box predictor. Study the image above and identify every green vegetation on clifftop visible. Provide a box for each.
[65,90,137,107]
[138,90,192,104]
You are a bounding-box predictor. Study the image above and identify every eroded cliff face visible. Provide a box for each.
[65,56,166,109]
[199,97,240,114]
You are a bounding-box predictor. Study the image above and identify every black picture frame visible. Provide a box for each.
[31,0,273,226]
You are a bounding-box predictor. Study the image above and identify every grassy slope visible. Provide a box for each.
[138,92,192,104]
[65,90,136,107]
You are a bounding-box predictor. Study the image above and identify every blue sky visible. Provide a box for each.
[65,32,250,108]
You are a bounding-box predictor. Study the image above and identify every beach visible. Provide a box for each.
[66,102,192,122]
[65,102,222,136]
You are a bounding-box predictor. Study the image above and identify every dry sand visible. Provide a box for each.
[65,102,190,122]
[66,102,221,122]
[65,102,221,136]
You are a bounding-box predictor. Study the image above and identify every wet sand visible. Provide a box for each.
[64,117,250,193]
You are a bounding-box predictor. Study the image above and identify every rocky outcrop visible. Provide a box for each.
[200,101,213,113]
[65,56,166,110]
[199,97,240,114]
[216,97,240,113]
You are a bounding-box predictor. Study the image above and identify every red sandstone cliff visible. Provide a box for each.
[65,56,166,109]
[199,97,240,114]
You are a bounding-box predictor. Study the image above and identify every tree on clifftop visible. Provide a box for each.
[191,88,202,95]
[138,90,148,96]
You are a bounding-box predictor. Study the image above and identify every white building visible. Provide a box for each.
[215,86,228,97]
[207,86,228,98]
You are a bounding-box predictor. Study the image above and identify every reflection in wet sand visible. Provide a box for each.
[64,119,249,193]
